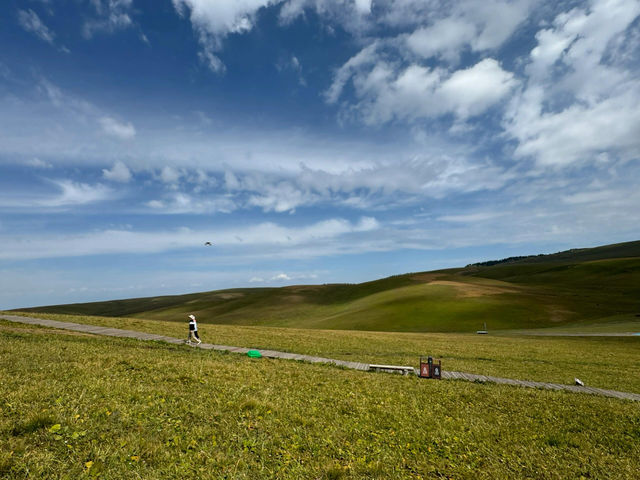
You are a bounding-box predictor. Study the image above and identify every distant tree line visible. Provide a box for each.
[466,254,548,268]
[465,247,602,268]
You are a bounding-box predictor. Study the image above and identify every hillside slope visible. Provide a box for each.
[468,239,640,266]
[14,240,640,332]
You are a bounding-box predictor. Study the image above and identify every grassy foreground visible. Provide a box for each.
[1,320,639,479]
[6,312,640,393]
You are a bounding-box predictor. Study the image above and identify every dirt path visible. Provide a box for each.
[2,314,639,402]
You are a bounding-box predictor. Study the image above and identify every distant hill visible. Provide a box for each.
[14,240,640,333]
[466,240,640,267]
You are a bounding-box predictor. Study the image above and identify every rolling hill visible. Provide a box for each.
[14,240,640,332]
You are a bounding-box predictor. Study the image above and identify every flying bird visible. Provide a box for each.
[204,242,212,246]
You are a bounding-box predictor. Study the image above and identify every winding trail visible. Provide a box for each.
[2,314,639,402]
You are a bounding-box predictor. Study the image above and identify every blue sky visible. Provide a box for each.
[1,0,639,309]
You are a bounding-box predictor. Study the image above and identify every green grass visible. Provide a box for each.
[511,314,640,334]
[1,320,639,479]
[6,313,640,394]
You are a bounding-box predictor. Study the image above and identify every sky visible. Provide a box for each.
[1,0,639,309]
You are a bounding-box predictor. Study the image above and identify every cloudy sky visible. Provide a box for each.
[1,0,639,309]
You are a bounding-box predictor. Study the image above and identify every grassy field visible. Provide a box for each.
[6,312,640,394]
[17,241,640,334]
[509,312,640,334]
[1,319,639,479]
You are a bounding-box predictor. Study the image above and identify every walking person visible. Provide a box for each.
[187,314,201,345]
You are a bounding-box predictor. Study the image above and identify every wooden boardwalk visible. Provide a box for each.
[2,314,639,402]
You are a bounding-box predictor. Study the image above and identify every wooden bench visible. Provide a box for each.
[369,364,415,375]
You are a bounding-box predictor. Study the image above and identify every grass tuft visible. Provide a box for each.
[320,462,347,480]
[10,413,57,436]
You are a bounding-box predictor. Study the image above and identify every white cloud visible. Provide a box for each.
[102,160,132,182]
[173,0,276,36]
[7,181,638,263]
[36,78,95,116]
[123,148,513,215]
[37,78,64,106]
[25,157,53,169]
[439,58,518,118]
[277,55,306,86]
[112,147,514,215]
[0,216,380,260]
[215,151,510,212]
[173,0,281,72]
[248,181,314,212]
[2,73,518,213]
[17,9,55,44]
[222,216,380,247]
[159,166,182,184]
[0,78,157,169]
[0,179,116,211]
[0,179,112,210]
[310,0,531,126]
[146,200,163,209]
[224,170,241,190]
[100,116,136,140]
[438,212,504,223]
[328,53,517,124]
[280,0,373,26]
[466,0,533,51]
[509,90,640,167]
[145,192,237,214]
[47,180,113,207]
[527,26,575,81]
[376,0,532,36]
[83,0,134,38]
[251,271,320,284]
[173,0,379,73]
[325,42,379,104]
[287,0,534,64]
[0,181,110,210]
[198,40,227,74]
[505,0,640,167]
[406,18,476,63]
[272,273,291,281]
[562,189,620,205]
[354,0,372,15]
